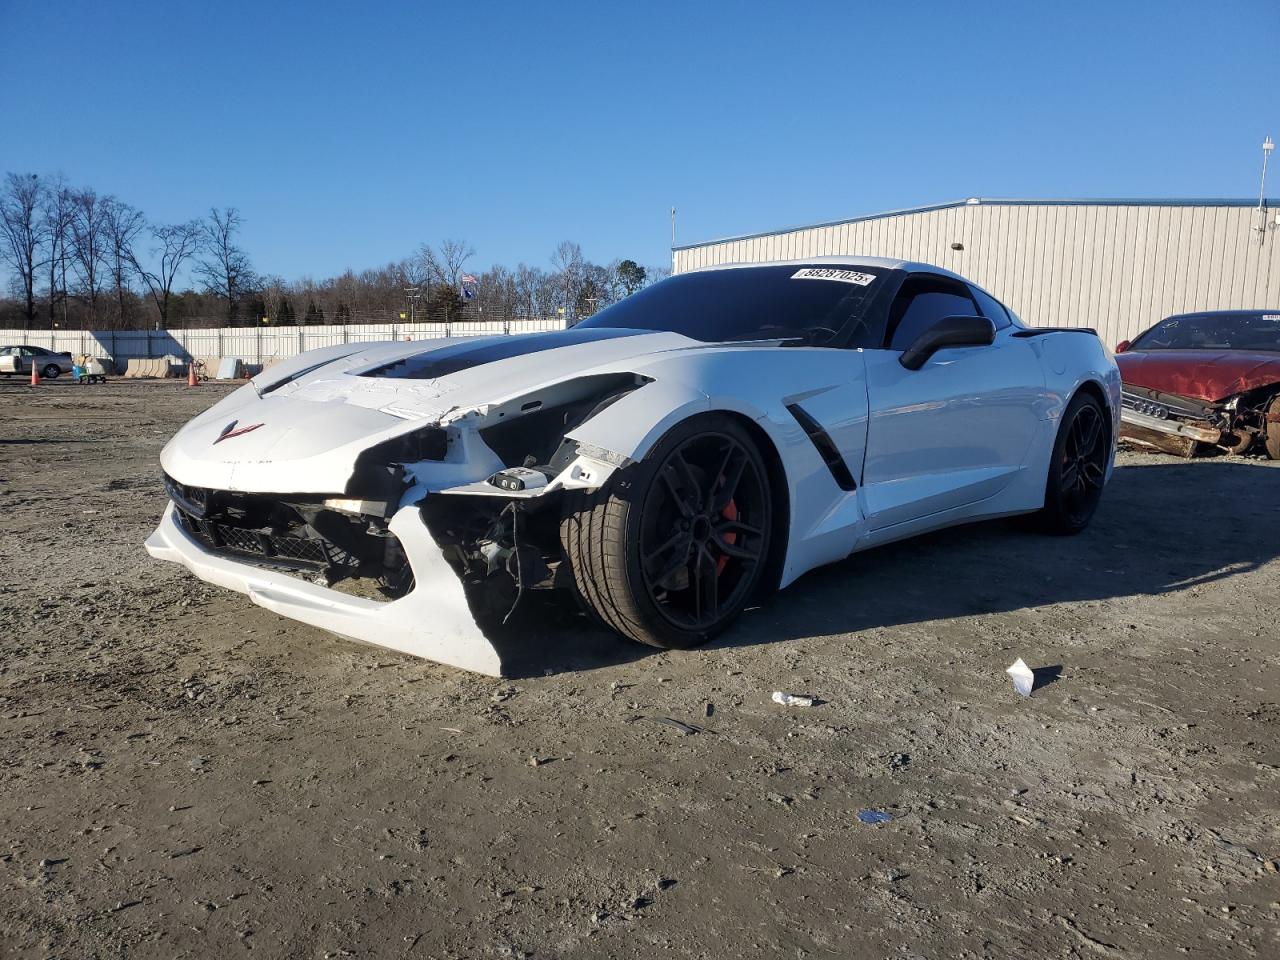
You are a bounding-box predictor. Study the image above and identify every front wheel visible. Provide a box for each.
[1038,392,1110,535]
[1264,396,1280,461]
[560,415,773,649]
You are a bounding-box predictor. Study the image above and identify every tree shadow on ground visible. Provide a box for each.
[494,459,1280,678]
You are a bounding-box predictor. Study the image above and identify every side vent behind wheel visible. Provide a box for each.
[785,403,857,491]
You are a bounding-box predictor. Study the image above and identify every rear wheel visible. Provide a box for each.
[42,364,60,379]
[560,415,772,649]
[1038,392,1109,535]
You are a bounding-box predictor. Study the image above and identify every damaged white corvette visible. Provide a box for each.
[147,257,1120,675]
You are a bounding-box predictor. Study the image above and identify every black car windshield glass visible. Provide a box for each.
[1131,312,1280,351]
[575,265,888,345]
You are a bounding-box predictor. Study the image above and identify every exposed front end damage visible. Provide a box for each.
[147,369,654,675]
[1119,384,1279,457]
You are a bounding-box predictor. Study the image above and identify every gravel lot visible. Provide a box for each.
[1,378,1278,959]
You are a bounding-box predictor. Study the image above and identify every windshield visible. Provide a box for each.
[576,264,890,345]
[1131,312,1280,352]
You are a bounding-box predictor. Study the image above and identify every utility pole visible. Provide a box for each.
[671,207,676,248]
[1258,136,1274,244]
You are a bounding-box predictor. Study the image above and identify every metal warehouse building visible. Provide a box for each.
[672,199,1280,348]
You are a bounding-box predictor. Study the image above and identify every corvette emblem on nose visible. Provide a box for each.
[213,420,265,444]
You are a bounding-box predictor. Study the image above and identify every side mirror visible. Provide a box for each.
[1115,340,1130,353]
[899,315,995,370]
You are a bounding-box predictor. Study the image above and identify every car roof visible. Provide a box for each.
[1162,309,1280,319]
[686,255,968,283]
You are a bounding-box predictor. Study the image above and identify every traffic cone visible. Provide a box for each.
[29,364,39,388]
[187,363,199,388]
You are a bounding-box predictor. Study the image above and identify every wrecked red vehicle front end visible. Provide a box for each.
[1115,310,1280,458]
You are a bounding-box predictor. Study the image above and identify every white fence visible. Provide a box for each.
[0,318,570,366]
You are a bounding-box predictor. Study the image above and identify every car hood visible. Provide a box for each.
[1115,349,1280,402]
[161,328,703,492]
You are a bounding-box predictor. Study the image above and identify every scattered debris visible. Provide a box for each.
[1006,658,1035,697]
[771,691,817,707]
[644,716,702,736]
[856,809,893,825]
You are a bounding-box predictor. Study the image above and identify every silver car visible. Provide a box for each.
[0,345,74,379]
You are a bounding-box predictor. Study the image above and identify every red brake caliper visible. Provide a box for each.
[717,498,738,575]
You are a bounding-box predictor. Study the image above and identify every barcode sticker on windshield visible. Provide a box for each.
[791,268,875,286]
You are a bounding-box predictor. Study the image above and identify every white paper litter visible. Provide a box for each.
[1006,658,1035,697]
[772,691,816,707]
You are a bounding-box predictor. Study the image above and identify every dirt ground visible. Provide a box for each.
[1,378,1277,960]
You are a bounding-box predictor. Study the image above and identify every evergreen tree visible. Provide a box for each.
[425,284,463,322]
[616,259,647,296]
[336,302,352,324]
[303,299,325,325]
[274,297,296,326]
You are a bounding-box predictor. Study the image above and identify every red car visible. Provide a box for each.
[1116,310,1280,458]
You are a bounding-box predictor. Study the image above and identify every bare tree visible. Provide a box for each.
[550,240,586,319]
[68,188,108,327]
[513,263,557,319]
[194,206,255,324]
[101,196,145,328]
[436,238,475,288]
[129,221,202,327]
[41,177,75,330]
[0,173,43,330]
[257,274,287,325]
[413,240,474,322]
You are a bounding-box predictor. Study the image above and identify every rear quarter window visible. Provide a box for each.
[970,287,1012,329]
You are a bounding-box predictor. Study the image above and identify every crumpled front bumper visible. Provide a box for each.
[145,501,504,676]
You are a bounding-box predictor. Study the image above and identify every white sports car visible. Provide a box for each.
[147,257,1120,675]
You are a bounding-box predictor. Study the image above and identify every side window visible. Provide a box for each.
[970,287,1011,329]
[886,276,978,351]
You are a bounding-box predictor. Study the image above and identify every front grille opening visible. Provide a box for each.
[164,475,414,602]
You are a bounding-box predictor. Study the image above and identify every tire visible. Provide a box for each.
[1265,395,1280,461]
[1223,431,1254,455]
[560,414,773,649]
[42,364,61,379]
[1038,392,1110,535]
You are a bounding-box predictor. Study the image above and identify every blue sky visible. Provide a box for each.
[1,0,1276,283]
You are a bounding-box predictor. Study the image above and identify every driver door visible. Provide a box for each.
[860,274,1044,533]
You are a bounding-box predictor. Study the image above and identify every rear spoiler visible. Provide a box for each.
[1011,327,1098,338]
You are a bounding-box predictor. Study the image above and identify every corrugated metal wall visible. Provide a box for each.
[672,201,1280,348]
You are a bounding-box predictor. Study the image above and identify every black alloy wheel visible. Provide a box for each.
[1040,392,1109,534]
[560,414,773,649]
[637,429,769,635]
